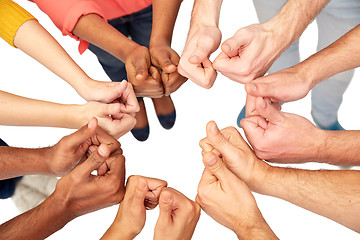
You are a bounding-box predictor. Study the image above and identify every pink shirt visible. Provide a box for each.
[30,0,152,53]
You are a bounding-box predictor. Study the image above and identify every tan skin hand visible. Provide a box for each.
[150,44,187,95]
[125,45,164,98]
[45,118,120,176]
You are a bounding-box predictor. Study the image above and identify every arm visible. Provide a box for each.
[196,151,277,239]
[241,97,360,165]
[149,0,187,95]
[201,120,360,233]
[101,176,168,240]
[0,0,133,104]
[177,0,222,88]
[0,90,136,138]
[213,0,330,84]
[73,14,164,97]
[0,118,121,179]
[245,25,360,103]
[0,141,125,239]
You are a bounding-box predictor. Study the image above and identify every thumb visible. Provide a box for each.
[245,77,279,101]
[221,32,249,57]
[158,188,174,224]
[77,143,110,176]
[134,58,149,81]
[206,121,239,158]
[131,177,150,206]
[255,97,284,124]
[155,52,176,73]
[188,43,213,64]
[202,151,233,184]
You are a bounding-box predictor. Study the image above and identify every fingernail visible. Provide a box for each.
[251,83,256,92]
[211,122,219,134]
[262,99,266,108]
[163,196,173,203]
[206,155,217,165]
[88,118,96,129]
[223,43,231,52]
[98,144,107,157]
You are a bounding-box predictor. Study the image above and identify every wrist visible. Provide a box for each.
[103,221,138,240]
[71,104,89,129]
[234,213,277,240]
[149,38,171,49]
[262,19,293,55]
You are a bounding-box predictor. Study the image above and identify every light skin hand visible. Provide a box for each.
[244,66,313,103]
[199,121,267,190]
[125,45,164,98]
[178,26,221,89]
[150,44,187,96]
[154,187,200,240]
[79,101,136,139]
[196,152,277,240]
[241,97,325,163]
[53,142,125,218]
[101,176,168,240]
[80,80,140,114]
[213,24,283,84]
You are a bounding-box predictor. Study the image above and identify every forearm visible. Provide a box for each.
[295,25,360,87]
[264,0,329,51]
[189,0,223,29]
[0,193,72,240]
[259,166,360,232]
[0,146,51,179]
[72,14,139,62]
[150,0,182,46]
[235,213,278,240]
[13,20,92,94]
[0,91,83,129]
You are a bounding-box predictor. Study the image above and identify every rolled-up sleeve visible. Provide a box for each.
[31,0,107,53]
[0,0,37,47]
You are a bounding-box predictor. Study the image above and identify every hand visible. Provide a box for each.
[154,187,200,240]
[178,26,221,89]
[102,176,168,240]
[80,101,136,139]
[45,118,120,176]
[199,121,267,189]
[244,66,314,103]
[241,97,325,162]
[213,24,284,84]
[53,143,125,218]
[125,45,164,98]
[150,44,187,96]
[196,152,276,239]
[77,79,139,113]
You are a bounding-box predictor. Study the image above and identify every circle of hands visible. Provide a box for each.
[49,24,323,240]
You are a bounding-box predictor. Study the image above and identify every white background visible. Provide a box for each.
[1,0,360,239]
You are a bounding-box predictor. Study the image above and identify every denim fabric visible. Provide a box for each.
[88,5,153,82]
[253,0,360,126]
[0,138,22,199]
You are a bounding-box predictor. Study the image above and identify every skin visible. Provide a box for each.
[150,0,188,96]
[241,97,360,165]
[101,175,168,240]
[200,120,360,233]
[13,19,132,104]
[0,118,120,179]
[102,176,200,240]
[213,0,330,85]
[197,152,278,240]
[154,187,201,240]
[178,0,222,89]
[245,25,360,104]
[0,88,137,139]
[0,139,126,240]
